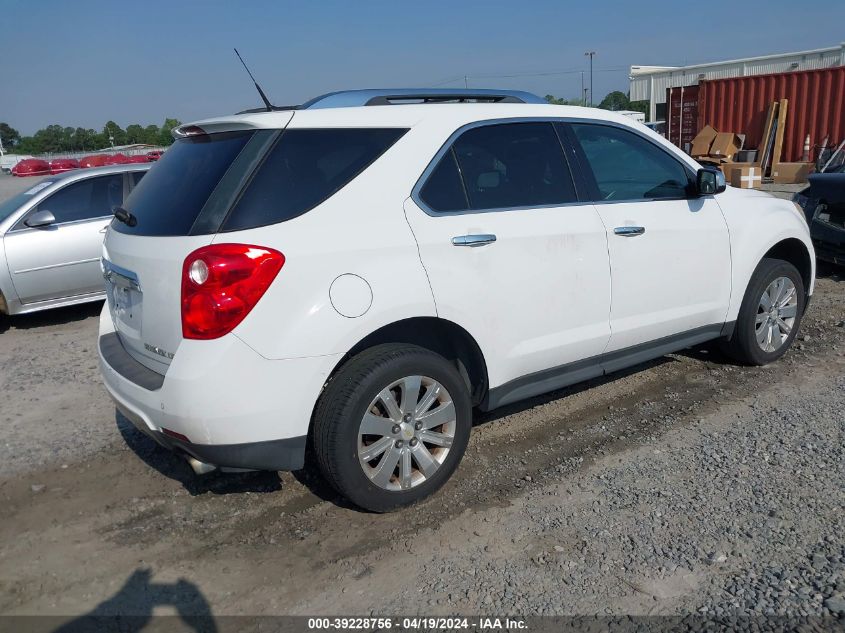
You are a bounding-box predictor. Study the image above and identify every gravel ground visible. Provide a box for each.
[0,172,842,624]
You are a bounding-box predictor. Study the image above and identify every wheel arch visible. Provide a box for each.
[322,316,489,408]
[762,238,813,304]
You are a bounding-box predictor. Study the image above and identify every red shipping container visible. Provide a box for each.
[697,66,845,163]
[666,85,700,151]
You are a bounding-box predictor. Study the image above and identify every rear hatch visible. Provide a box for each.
[102,116,290,373]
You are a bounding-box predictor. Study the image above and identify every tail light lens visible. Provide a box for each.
[181,243,285,340]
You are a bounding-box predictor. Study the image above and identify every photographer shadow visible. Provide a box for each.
[53,568,216,633]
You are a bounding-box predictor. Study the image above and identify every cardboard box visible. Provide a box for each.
[729,165,762,189]
[690,125,718,157]
[771,162,813,184]
[708,132,742,160]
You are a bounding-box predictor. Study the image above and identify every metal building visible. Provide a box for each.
[630,43,845,122]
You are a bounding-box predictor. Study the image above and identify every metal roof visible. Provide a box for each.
[630,43,845,105]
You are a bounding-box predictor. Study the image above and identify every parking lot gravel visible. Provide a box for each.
[0,171,842,622]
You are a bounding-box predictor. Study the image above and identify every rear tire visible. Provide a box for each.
[313,344,472,512]
[721,257,804,365]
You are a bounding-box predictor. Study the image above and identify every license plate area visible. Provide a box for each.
[103,259,143,336]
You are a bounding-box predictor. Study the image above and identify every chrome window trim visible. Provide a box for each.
[410,117,699,217]
[7,215,113,234]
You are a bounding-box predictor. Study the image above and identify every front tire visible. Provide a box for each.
[722,257,805,365]
[313,344,472,512]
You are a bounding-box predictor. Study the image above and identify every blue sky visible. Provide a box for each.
[2,0,843,134]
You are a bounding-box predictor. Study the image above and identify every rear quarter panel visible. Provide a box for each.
[227,124,445,360]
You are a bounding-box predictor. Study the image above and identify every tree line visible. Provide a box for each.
[0,119,182,155]
[545,90,649,116]
[0,90,648,156]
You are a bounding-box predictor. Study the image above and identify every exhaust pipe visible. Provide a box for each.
[186,456,217,475]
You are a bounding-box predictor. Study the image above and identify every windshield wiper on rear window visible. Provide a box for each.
[113,206,138,227]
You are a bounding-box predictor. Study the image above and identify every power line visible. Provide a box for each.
[429,67,627,85]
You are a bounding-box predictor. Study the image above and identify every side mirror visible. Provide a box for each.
[24,210,57,228]
[696,167,726,196]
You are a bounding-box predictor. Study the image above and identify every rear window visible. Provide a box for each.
[221,128,407,232]
[114,130,254,236]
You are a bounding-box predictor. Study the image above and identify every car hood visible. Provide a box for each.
[805,173,845,203]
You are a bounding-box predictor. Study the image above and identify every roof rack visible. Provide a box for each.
[236,89,547,115]
[301,88,547,109]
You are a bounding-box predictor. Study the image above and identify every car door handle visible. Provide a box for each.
[451,234,497,247]
[613,226,646,237]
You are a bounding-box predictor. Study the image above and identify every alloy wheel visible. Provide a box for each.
[755,276,798,353]
[357,375,456,491]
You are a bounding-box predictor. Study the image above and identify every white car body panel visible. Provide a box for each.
[594,197,732,352]
[98,307,340,444]
[229,122,438,361]
[96,99,815,467]
[404,196,611,389]
[715,186,815,321]
[102,232,215,372]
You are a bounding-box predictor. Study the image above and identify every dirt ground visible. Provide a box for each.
[0,173,843,625]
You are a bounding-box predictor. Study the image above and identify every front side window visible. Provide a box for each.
[570,123,691,201]
[451,122,576,211]
[28,174,123,225]
[221,128,407,231]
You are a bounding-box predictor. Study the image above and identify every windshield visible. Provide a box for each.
[0,180,57,224]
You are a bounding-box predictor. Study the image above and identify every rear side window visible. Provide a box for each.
[444,122,577,211]
[570,123,691,201]
[221,128,407,232]
[116,130,253,236]
[25,174,123,226]
[419,149,469,212]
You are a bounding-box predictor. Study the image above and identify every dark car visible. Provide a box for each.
[794,166,845,266]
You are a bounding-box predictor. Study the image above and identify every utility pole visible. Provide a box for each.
[464,75,468,89]
[580,71,585,106]
[584,51,595,106]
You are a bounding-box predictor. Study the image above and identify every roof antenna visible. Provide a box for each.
[234,48,274,112]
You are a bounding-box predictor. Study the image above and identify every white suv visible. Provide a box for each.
[98,89,814,511]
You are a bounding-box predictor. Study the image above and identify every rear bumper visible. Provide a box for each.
[97,305,342,472]
[116,405,307,471]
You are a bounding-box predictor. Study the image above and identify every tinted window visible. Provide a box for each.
[571,124,691,201]
[116,130,253,236]
[0,181,56,224]
[222,128,407,232]
[449,122,576,211]
[33,174,123,224]
[419,149,468,212]
[130,171,145,187]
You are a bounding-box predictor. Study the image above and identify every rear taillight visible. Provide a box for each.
[181,243,285,340]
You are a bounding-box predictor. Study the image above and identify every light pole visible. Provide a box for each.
[584,51,595,106]
[580,71,585,106]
